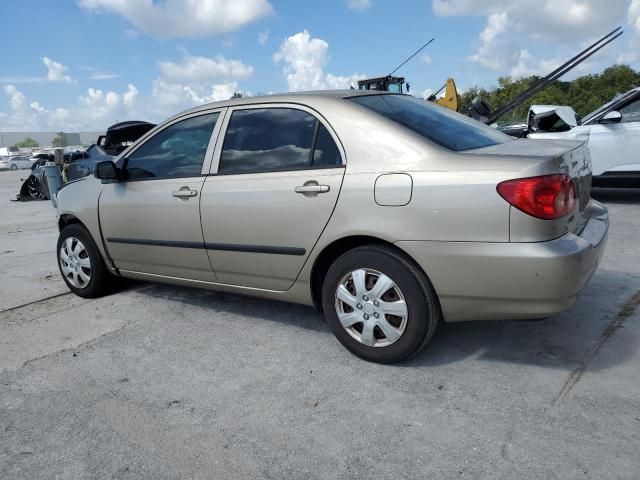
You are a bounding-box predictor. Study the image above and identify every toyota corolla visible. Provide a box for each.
[54,91,608,363]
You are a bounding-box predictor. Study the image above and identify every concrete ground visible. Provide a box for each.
[0,169,638,479]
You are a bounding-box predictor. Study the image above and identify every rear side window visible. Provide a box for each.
[125,113,218,180]
[349,94,512,152]
[313,124,342,167]
[219,108,342,174]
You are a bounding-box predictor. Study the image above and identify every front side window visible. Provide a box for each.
[349,94,512,152]
[219,108,321,174]
[620,97,640,123]
[125,113,218,180]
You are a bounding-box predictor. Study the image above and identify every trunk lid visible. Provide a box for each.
[463,138,592,237]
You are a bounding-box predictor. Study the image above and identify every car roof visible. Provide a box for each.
[173,90,392,117]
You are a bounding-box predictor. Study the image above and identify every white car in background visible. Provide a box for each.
[529,87,640,187]
[0,156,32,171]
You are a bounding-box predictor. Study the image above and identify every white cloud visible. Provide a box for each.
[81,66,120,80]
[620,0,640,63]
[147,53,253,115]
[420,53,432,64]
[0,83,142,131]
[433,0,630,79]
[415,88,434,99]
[0,57,73,84]
[258,29,269,45]
[157,54,253,83]
[90,73,120,80]
[631,0,640,30]
[1,51,254,131]
[274,30,366,91]
[78,0,273,38]
[43,57,73,83]
[347,0,372,11]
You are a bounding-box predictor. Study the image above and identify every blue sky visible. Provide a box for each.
[0,0,638,131]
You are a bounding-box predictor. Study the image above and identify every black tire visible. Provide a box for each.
[321,245,441,363]
[57,224,114,298]
[10,164,18,171]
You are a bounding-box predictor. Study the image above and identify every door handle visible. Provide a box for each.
[172,188,198,199]
[295,183,330,195]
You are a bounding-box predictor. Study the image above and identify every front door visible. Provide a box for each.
[588,94,640,176]
[200,105,345,291]
[99,111,222,282]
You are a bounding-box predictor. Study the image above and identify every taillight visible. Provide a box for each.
[497,174,576,220]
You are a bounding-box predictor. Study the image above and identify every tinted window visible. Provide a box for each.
[219,108,316,174]
[349,94,512,152]
[620,98,640,123]
[313,124,342,167]
[126,113,218,180]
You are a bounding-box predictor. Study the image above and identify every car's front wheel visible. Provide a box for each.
[57,224,114,298]
[10,164,18,171]
[322,245,441,363]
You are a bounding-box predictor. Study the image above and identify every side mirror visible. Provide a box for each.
[601,111,622,124]
[94,161,119,182]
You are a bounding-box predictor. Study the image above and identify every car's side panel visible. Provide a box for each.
[95,109,225,281]
[99,176,215,281]
[588,121,640,175]
[199,103,347,291]
[201,169,344,290]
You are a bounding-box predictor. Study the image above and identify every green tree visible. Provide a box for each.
[51,132,68,148]
[14,137,38,148]
[458,64,640,124]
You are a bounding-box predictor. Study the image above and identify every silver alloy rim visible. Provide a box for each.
[334,268,408,347]
[59,237,92,289]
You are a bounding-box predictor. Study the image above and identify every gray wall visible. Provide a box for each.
[0,131,103,148]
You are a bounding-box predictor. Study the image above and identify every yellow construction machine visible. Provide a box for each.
[427,78,459,112]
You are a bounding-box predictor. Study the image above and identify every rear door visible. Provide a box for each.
[587,93,640,175]
[99,110,223,281]
[200,104,345,291]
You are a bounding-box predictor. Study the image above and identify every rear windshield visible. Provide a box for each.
[348,94,512,152]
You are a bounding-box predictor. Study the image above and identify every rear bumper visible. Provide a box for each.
[396,200,609,322]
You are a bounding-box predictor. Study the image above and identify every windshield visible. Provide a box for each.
[348,94,512,152]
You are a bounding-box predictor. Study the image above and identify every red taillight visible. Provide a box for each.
[497,174,576,220]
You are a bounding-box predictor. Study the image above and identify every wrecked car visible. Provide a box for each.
[14,120,155,201]
[497,105,579,138]
[529,88,640,187]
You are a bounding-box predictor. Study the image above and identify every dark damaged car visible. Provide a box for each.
[15,121,155,201]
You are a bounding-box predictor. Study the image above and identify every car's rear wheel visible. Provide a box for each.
[10,164,18,171]
[24,176,46,199]
[321,245,441,363]
[57,224,114,298]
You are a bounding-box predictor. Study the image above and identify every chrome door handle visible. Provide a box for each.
[295,184,330,194]
[172,188,198,198]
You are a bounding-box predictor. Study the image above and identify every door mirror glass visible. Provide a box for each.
[601,111,622,124]
[94,161,119,181]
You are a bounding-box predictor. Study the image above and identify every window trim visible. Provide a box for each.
[116,108,227,183]
[209,103,345,176]
[583,91,640,126]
